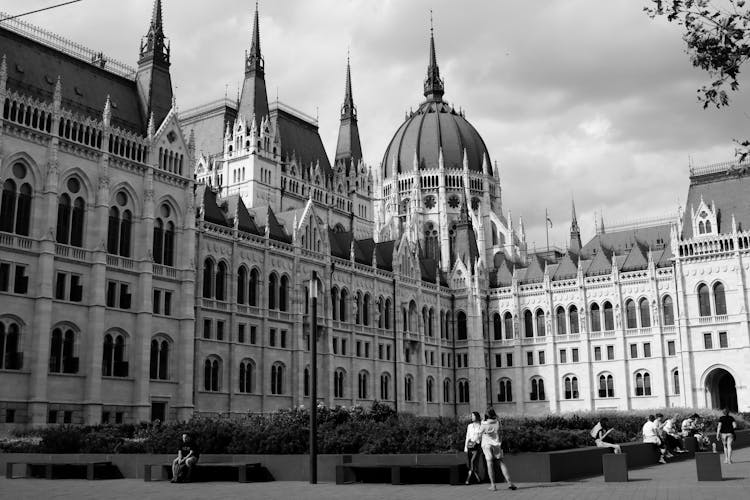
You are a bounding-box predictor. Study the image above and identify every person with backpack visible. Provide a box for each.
[591,417,621,453]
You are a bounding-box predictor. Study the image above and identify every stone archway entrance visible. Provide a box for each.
[705,368,738,412]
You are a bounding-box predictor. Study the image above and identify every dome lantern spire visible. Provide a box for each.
[423,11,444,101]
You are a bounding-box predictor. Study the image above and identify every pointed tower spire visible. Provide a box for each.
[334,51,363,170]
[238,1,270,130]
[570,198,582,253]
[423,11,445,101]
[136,0,173,130]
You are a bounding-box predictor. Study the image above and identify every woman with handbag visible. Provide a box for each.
[480,408,517,491]
[464,411,483,484]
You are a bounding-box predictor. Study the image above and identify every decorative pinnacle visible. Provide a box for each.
[423,11,444,100]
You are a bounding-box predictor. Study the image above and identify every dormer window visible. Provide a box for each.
[692,199,718,237]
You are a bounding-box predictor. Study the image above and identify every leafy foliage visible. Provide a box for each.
[0,404,745,455]
[645,0,750,158]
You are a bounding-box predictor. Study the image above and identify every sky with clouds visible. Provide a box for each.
[7,0,750,248]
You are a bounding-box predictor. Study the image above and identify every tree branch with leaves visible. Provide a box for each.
[645,0,750,159]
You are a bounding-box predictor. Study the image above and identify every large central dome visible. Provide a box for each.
[381,29,492,179]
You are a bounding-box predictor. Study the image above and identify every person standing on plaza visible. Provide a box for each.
[464,411,483,484]
[172,433,200,483]
[716,408,737,464]
[591,417,621,454]
[642,415,668,464]
[480,408,517,491]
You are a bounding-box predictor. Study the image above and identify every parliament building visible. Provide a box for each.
[0,1,747,429]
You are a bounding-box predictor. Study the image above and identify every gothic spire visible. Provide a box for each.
[423,12,444,101]
[238,1,269,129]
[139,0,169,66]
[335,52,362,168]
[571,198,580,233]
[570,198,582,253]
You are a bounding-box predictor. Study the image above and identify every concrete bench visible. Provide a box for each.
[602,453,628,482]
[695,452,722,481]
[143,462,271,482]
[6,461,121,480]
[336,463,466,485]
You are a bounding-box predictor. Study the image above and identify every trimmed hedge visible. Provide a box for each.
[0,403,745,455]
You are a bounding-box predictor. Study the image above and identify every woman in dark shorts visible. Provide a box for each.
[716,408,737,464]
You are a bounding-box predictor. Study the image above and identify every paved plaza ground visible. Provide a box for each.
[2,447,750,500]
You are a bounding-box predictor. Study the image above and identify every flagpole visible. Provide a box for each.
[545,208,550,255]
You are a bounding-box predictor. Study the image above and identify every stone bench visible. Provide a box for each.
[6,461,122,480]
[143,462,271,482]
[336,463,467,485]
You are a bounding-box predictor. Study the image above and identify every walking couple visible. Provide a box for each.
[464,408,517,491]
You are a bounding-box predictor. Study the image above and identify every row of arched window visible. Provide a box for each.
[697,282,727,317]
[202,356,286,394]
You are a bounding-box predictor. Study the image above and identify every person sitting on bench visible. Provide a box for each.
[172,433,199,483]
[591,417,621,454]
[661,414,686,454]
[642,415,668,464]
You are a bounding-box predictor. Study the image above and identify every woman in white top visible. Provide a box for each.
[464,411,483,484]
[480,408,517,491]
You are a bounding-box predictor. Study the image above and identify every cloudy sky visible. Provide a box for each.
[7,0,750,248]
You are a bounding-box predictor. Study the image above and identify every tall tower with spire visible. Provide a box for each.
[570,199,582,253]
[423,15,444,101]
[238,2,270,128]
[135,0,174,129]
[334,54,363,171]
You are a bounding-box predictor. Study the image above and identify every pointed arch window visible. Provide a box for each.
[662,295,674,326]
[339,289,348,321]
[358,371,369,399]
[204,357,221,391]
[426,376,434,402]
[239,359,255,393]
[0,321,22,370]
[603,301,614,330]
[563,375,579,399]
[556,306,566,335]
[0,164,33,235]
[458,379,470,403]
[672,369,680,395]
[634,371,651,396]
[535,309,546,336]
[279,275,289,311]
[153,204,176,266]
[102,332,128,377]
[270,362,284,395]
[530,377,545,401]
[149,337,170,380]
[639,298,651,327]
[590,303,601,332]
[523,310,534,337]
[625,299,637,328]
[334,369,345,398]
[237,267,247,304]
[713,282,727,315]
[443,378,451,403]
[493,313,502,340]
[249,268,259,306]
[457,311,467,340]
[697,283,711,316]
[49,327,78,374]
[202,259,214,298]
[504,312,514,339]
[268,273,278,310]
[497,378,512,402]
[384,298,391,329]
[107,191,133,257]
[569,306,579,334]
[404,375,414,401]
[598,373,615,398]
[380,373,390,400]
[215,262,227,301]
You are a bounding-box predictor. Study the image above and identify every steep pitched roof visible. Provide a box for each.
[492,256,515,287]
[328,230,353,260]
[420,258,439,284]
[683,168,750,238]
[197,185,229,226]
[620,241,649,272]
[521,253,547,284]
[1,26,144,133]
[273,107,332,177]
[375,241,395,271]
[586,245,614,276]
[223,194,260,234]
[247,205,291,243]
[581,225,671,256]
[552,251,579,281]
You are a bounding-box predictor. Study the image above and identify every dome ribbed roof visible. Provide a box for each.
[381,99,491,179]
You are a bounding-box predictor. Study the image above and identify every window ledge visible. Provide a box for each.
[102,375,134,381]
[48,372,84,378]
[149,378,178,384]
[0,368,29,374]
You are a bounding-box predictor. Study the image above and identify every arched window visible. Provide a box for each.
[203,357,221,391]
[590,303,601,332]
[713,282,727,315]
[457,311,467,340]
[49,326,78,374]
[358,371,369,399]
[107,190,133,257]
[149,337,170,380]
[355,292,362,324]
[237,267,247,304]
[304,367,310,397]
[152,204,175,266]
[363,294,371,326]
[493,313,502,340]
[535,309,545,336]
[497,378,512,402]
[598,373,614,398]
[563,375,579,399]
[0,320,22,370]
[662,295,674,326]
[339,289,348,322]
[428,307,434,337]
[238,359,255,393]
[639,298,651,327]
[672,369,680,395]
[279,275,289,311]
[603,301,614,331]
[625,299,637,328]
[443,378,451,403]
[426,377,434,402]
[331,287,339,320]
[556,306,566,335]
[404,375,414,401]
[334,369,345,398]
[458,379,470,403]
[380,373,390,400]
[634,371,651,396]
[0,163,33,235]
[102,331,128,377]
[270,362,284,395]
[202,259,214,298]
[697,283,711,317]
[215,262,227,301]
[249,268,259,306]
[523,310,534,337]
[504,312,514,339]
[569,306,579,334]
[268,273,278,310]
[529,377,544,400]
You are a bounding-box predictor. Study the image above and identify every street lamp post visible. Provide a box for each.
[309,270,318,484]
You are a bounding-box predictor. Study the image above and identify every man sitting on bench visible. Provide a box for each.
[172,433,199,483]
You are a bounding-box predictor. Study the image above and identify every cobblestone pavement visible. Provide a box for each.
[2,447,749,500]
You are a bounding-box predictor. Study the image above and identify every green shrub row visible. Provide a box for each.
[0,403,745,455]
